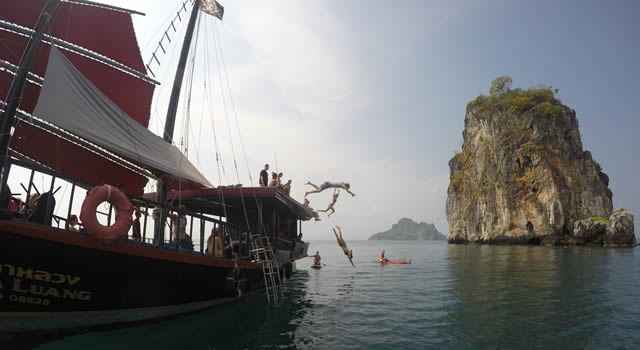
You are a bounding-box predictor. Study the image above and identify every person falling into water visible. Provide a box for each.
[305,181,356,197]
[318,189,340,217]
[333,225,354,267]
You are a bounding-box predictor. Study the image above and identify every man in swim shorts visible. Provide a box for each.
[305,181,356,197]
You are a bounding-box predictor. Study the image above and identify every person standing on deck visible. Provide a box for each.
[132,210,142,241]
[259,164,269,187]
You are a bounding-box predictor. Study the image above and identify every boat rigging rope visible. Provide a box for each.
[148,5,191,140]
[175,10,202,209]
[201,19,229,218]
[144,0,195,78]
[209,16,252,233]
[211,19,269,235]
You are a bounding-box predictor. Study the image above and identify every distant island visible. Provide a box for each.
[369,218,446,240]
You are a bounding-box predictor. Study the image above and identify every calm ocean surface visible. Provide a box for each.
[35,240,640,349]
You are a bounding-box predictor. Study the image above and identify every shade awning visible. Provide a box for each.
[32,47,212,187]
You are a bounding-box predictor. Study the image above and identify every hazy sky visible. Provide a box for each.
[101,0,639,240]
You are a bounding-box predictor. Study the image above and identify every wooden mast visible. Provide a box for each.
[0,0,61,201]
[155,0,202,245]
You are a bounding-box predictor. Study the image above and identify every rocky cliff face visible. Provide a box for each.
[446,78,618,244]
[369,218,445,240]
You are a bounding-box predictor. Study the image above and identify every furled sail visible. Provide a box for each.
[33,47,212,188]
[0,0,156,194]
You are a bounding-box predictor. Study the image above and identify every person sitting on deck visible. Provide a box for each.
[0,183,10,209]
[318,189,340,217]
[379,250,389,263]
[169,205,190,248]
[68,214,79,232]
[207,227,224,257]
[304,181,355,197]
[302,198,322,222]
[131,210,142,241]
[313,251,321,265]
[28,192,56,225]
[268,172,279,187]
[206,233,213,255]
[277,172,284,187]
[282,179,292,195]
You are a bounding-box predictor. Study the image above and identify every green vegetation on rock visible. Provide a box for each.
[466,76,561,117]
[369,218,445,240]
[592,216,609,224]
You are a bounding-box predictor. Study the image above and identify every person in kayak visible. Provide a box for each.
[304,181,356,197]
[379,250,389,263]
[313,251,321,265]
[334,226,354,266]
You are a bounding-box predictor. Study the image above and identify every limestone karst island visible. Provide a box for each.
[446,77,635,247]
[369,218,446,240]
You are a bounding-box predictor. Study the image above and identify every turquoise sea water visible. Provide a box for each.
[35,240,640,349]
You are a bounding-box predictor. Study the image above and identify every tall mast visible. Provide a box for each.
[155,0,202,245]
[163,0,201,143]
[0,0,60,194]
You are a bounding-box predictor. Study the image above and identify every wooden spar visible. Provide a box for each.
[162,0,201,144]
[0,0,61,198]
[155,0,202,245]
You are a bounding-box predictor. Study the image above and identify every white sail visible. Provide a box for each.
[33,47,212,187]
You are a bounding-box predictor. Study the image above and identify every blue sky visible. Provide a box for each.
[103,0,639,240]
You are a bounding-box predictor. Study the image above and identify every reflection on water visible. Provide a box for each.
[38,272,313,350]
[446,245,639,349]
[36,241,640,349]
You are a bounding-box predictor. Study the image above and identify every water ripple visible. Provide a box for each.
[35,241,640,350]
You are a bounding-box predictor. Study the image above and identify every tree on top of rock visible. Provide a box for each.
[489,76,513,97]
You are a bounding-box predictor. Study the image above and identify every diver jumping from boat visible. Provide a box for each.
[334,225,354,267]
[302,198,322,221]
[305,181,355,197]
[318,189,340,217]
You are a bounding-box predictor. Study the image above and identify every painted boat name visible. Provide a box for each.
[0,263,92,304]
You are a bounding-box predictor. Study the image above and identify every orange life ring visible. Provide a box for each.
[80,185,133,242]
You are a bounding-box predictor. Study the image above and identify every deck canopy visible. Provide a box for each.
[144,187,313,221]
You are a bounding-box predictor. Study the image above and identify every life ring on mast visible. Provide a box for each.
[80,185,133,242]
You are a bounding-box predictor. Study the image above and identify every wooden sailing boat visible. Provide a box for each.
[0,0,311,338]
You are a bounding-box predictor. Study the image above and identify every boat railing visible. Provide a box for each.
[2,156,253,260]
